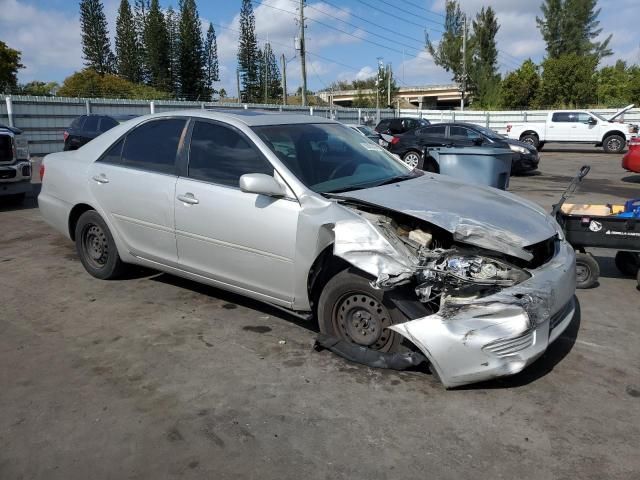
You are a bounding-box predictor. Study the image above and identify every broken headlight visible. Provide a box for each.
[438,255,531,286]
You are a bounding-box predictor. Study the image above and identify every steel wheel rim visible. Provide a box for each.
[607,137,621,151]
[576,263,589,283]
[82,223,109,269]
[404,153,420,168]
[523,137,535,146]
[332,292,393,351]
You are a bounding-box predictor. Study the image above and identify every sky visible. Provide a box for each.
[1,0,639,96]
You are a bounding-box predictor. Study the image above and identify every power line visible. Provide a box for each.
[355,0,444,32]
[364,0,445,28]
[401,0,446,19]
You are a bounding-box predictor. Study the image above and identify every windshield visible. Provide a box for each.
[356,125,376,136]
[472,125,503,139]
[253,123,414,193]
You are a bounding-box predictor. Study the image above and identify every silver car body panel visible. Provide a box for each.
[38,110,577,387]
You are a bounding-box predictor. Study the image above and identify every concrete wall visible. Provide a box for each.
[1,95,396,155]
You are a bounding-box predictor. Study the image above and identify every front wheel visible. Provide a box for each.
[575,252,600,289]
[520,134,539,149]
[603,134,626,154]
[75,210,126,279]
[317,269,406,352]
[402,151,422,169]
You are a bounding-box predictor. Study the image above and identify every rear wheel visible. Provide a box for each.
[317,269,406,353]
[614,251,640,277]
[75,210,126,279]
[603,134,625,154]
[520,134,539,149]
[575,252,600,289]
[402,151,422,169]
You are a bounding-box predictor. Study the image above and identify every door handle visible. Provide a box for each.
[92,174,109,184]
[177,193,199,205]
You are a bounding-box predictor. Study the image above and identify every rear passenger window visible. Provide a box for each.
[552,113,572,122]
[121,119,185,174]
[99,138,124,165]
[421,125,446,135]
[83,116,99,131]
[188,121,273,187]
[99,116,118,132]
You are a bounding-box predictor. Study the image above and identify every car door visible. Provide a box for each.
[574,112,597,141]
[88,117,187,266]
[174,120,301,303]
[448,125,482,147]
[413,124,448,150]
[547,112,573,141]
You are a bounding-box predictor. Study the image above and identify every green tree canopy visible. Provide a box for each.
[204,23,219,100]
[178,0,206,99]
[57,68,170,99]
[19,81,59,96]
[165,6,180,96]
[0,41,24,92]
[499,59,540,109]
[144,0,170,90]
[79,0,115,74]
[426,0,467,85]
[536,53,598,107]
[469,6,500,108]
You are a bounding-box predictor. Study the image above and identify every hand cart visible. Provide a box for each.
[552,165,640,289]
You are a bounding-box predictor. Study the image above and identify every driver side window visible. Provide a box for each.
[188,121,273,188]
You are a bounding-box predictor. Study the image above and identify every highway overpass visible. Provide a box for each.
[317,84,463,109]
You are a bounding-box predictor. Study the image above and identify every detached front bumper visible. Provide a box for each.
[389,240,576,388]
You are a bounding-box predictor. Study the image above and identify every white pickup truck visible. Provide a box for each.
[505,105,638,153]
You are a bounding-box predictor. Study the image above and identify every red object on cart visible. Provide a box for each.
[622,137,640,173]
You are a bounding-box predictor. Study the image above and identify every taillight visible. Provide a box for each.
[391,136,400,145]
[39,162,45,181]
[506,124,512,133]
[63,130,69,141]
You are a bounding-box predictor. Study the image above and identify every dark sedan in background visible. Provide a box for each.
[388,122,539,174]
[375,117,430,136]
[63,114,137,150]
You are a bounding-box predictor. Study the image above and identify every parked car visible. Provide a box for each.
[388,122,538,174]
[622,137,640,173]
[505,105,639,153]
[375,117,430,136]
[344,123,387,147]
[63,114,138,151]
[0,124,31,202]
[39,110,576,388]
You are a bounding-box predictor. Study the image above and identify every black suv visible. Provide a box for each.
[375,117,430,135]
[63,114,137,150]
[389,122,539,174]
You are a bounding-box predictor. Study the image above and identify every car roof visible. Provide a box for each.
[147,109,337,127]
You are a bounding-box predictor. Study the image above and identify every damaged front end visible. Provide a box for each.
[331,205,576,388]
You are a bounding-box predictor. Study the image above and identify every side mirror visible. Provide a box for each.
[239,173,286,197]
[588,117,598,125]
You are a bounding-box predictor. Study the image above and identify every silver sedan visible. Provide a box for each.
[39,110,576,388]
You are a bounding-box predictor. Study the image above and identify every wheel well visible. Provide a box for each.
[602,130,625,142]
[422,155,440,173]
[307,245,351,317]
[519,130,539,140]
[68,203,95,240]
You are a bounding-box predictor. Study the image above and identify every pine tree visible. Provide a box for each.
[115,0,142,82]
[134,0,149,82]
[237,0,260,102]
[178,0,206,99]
[144,0,170,90]
[79,0,115,75]
[537,0,612,62]
[204,23,219,100]
[426,0,468,85]
[470,7,501,107]
[165,6,180,96]
[266,44,282,102]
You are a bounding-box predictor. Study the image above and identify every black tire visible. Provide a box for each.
[520,133,539,149]
[575,252,600,289]
[537,142,545,152]
[603,134,626,154]
[75,210,126,280]
[317,269,407,353]
[614,251,640,277]
[402,150,422,169]
[637,269,640,290]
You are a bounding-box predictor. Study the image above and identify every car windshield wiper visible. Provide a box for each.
[371,174,416,187]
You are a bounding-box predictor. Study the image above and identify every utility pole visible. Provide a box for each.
[264,45,269,103]
[236,69,241,104]
[281,53,287,105]
[299,0,308,106]
[387,63,391,107]
[376,57,383,124]
[461,15,467,111]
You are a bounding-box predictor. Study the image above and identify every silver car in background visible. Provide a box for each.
[39,110,576,388]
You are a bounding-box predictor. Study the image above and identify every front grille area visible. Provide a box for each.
[482,330,535,358]
[525,236,556,269]
[550,299,574,331]
[0,168,17,179]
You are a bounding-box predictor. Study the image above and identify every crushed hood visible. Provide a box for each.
[335,174,557,260]
[606,104,634,122]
